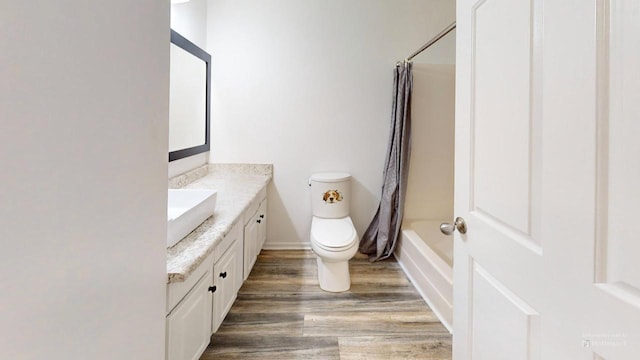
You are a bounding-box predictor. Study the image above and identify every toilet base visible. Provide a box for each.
[316,258,350,292]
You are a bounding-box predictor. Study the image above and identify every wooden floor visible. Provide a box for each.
[201,250,452,359]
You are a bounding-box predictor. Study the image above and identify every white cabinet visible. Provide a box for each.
[243,213,259,281]
[243,196,267,280]
[256,199,267,250]
[166,270,214,360]
[166,185,268,360]
[166,222,242,360]
[212,223,243,332]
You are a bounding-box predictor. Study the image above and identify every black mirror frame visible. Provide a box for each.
[169,29,211,162]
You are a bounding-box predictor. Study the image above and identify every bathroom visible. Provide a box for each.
[2,0,456,358]
[3,1,639,359]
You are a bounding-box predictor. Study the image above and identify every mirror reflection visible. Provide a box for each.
[170,43,206,151]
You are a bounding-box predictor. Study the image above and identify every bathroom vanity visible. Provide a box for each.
[165,164,271,360]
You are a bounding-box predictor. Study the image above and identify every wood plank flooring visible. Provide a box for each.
[200,250,451,359]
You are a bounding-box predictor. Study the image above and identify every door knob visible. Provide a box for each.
[440,217,467,235]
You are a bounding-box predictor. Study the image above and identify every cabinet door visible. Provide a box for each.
[166,271,213,360]
[243,218,258,281]
[232,233,244,293]
[212,245,239,332]
[256,199,267,250]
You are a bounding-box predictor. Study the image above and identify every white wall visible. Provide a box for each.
[207,0,456,248]
[404,63,456,222]
[169,0,209,178]
[412,29,457,64]
[171,0,208,49]
[0,2,169,359]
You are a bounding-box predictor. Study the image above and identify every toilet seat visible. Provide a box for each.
[311,217,358,251]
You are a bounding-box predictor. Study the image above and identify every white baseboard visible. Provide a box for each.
[262,241,311,250]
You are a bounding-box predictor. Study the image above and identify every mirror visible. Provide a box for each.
[169,29,211,162]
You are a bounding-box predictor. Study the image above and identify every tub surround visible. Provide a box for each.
[395,220,453,332]
[166,163,272,283]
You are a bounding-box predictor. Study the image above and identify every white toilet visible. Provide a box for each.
[309,173,358,292]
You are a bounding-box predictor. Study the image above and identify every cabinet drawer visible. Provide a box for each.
[212,225,233,264]
[243,186,267,225]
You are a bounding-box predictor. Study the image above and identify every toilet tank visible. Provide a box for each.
[309,172,351,218]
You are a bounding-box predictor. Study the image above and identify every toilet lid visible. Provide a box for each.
[311,217,357,248]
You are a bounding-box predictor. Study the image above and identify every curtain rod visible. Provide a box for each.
[405,21,456,62]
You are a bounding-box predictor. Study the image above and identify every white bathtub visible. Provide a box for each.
[395,220,453,332]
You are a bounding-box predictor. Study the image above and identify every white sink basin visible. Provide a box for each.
[167,189,217,248]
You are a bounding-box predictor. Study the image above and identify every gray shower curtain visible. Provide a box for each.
[359,61,413,262]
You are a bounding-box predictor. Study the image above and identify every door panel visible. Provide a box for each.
[455,0,640,358]
[596,0,640,295]
[212,245,237,333]
[472,0,532,235]
[243,217,258,280]
[471,263,539,360]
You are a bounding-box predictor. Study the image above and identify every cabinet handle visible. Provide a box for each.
[256,219,261,224]
[208,285,217,293]
[259,214,264,218]
[219,271,227,279]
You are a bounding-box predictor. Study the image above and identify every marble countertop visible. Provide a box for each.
[166,163,272,283]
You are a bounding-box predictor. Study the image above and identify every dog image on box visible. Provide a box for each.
[322,190,343,203]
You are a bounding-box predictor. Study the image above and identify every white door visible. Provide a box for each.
[453,0,640,359]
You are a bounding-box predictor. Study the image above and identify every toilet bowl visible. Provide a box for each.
[308,173,358,292]
[310,216,358,292]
